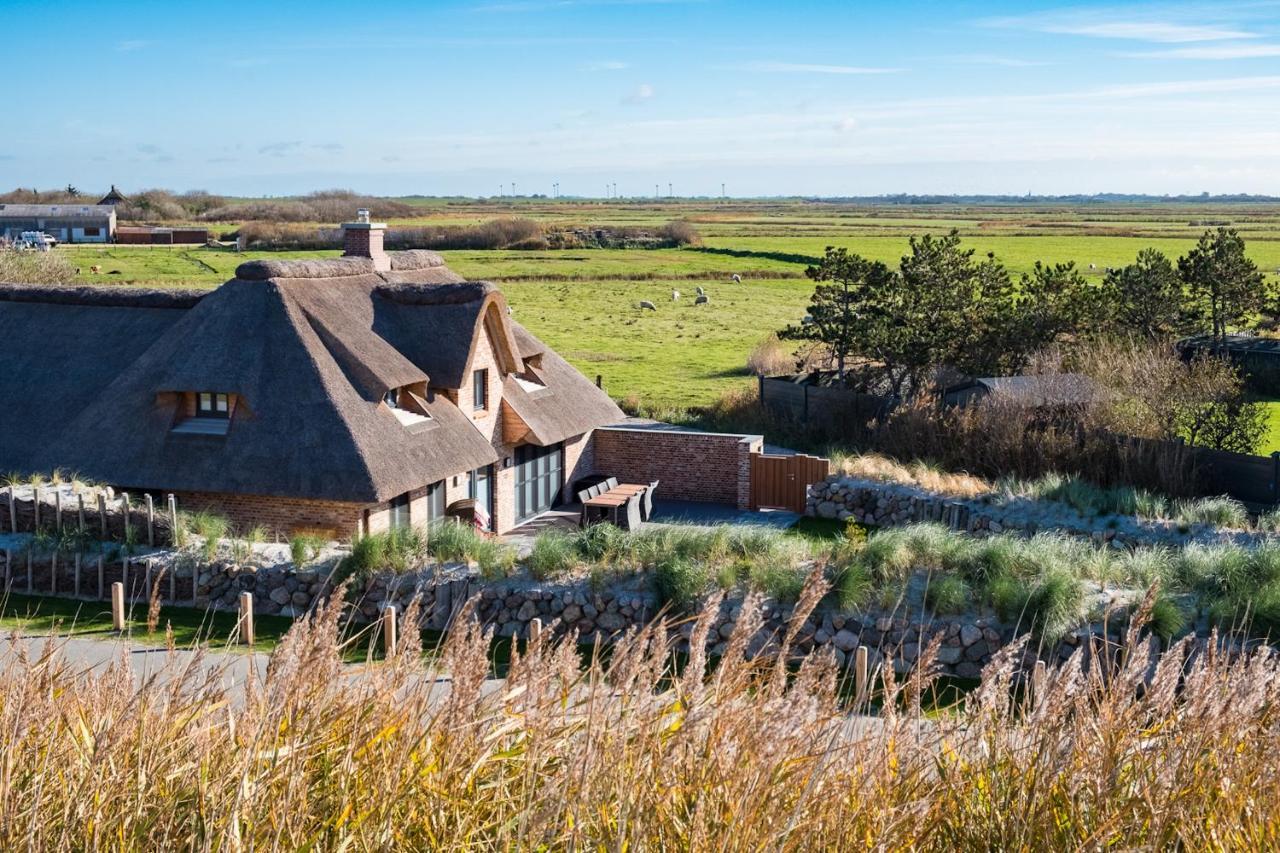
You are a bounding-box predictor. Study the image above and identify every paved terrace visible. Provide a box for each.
[504,499,800,556]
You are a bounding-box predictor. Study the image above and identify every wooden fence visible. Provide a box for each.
[0,486,179,547]
[749,452,830,513]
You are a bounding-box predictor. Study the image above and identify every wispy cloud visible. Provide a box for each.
[944,54,1051,68]
[115,39,149,52]
[259,141,302,157]
[622,83,655,104]
[728,61,900,75]
[1122,42,1280,59]
[981,7,1260,43]
[474,0,701,12]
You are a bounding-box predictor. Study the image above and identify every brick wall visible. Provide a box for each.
[172,490,366,541]
[592,427,763,509]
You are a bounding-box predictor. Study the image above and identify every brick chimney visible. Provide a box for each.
[341,208,390,272]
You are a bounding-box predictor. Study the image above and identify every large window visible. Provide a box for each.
[473,369,488,411]
[389,492,411,530]
[425,480,445,525]
[515,442,564,522]
[197,392,230,418]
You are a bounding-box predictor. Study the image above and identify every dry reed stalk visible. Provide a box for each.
[1,589,1279,849]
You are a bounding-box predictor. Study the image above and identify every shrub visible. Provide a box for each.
[988,572,1031,623]
[426,522,514,578]
[1148,592,1188,642]
[652,556,709,610]
[290,534,324,567]
[1023,569,1084,643]
[340,526,428,580]
[1172,496,1248,528]
[746,335,797,377]
[0,248,76,285]
[576,522,631,563]
[657,219,701,246]
[182,510,228,561]
[528,531,579,580]
[747,562,805,603]
[926,575,971,615]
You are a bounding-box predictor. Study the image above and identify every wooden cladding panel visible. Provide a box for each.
[750,452,830,513]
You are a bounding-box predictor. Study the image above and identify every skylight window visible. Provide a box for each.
[383,386,433,430]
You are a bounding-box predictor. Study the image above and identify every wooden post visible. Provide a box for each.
[854,645,869,707]
[97,555,104,599]
[239,592,255,646]
[529,617,542,643]
[1031,660,1048,710]
[54,490,62,533]
[595,373,602,389]
[77,494,86,537]
[146,495,155,547]
[32,488,40,531]
[168,494,178,546]
[6,487,14,534]
[121,494,131,544]
[25,551,32,593]
[111,582,126,631]
[121,558,129,602]
[98,493,107,540]
[73,552,81,597]
[382,605,398,658]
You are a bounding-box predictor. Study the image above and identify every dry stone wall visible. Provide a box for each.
[807,475,1267,549]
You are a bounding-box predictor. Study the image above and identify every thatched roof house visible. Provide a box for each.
[0,215,622,538]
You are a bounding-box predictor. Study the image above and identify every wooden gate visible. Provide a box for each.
[749,452,830,513]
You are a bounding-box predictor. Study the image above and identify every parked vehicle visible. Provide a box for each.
[15,231,57,251]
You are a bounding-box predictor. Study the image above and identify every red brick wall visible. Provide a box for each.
[592,427,763,509]
[172,491,367,541]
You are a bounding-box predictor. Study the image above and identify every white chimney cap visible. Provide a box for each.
[356,208,371,223]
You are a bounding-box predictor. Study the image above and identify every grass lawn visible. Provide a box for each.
[1256,398,1280,456]
[0,590,297,653]
[50,200,1280,412]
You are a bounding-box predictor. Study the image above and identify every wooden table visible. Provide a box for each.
[581,483,648,525]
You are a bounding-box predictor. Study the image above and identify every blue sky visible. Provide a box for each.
[2,0,1280,196]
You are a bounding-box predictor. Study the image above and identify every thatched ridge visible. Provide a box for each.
[0,283,203,309]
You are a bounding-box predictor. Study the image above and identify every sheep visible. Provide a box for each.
[90,265,101,274]
[696,285,705,296]
[639,300,657,311]
[1088,263,1097,271]
[671,289,680,301]
[731,273,741,283]
[694,294,709,305]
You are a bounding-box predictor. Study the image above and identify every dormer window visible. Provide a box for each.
[198,392,230,418]
[383,386,434,432]
[172,391,234,436]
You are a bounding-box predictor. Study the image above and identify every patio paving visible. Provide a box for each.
[502,500,801,556]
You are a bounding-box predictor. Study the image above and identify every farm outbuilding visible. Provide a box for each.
[0,204,116,243]
[116,225,210,245]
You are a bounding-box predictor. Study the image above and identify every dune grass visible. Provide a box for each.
[2,587,1279,848]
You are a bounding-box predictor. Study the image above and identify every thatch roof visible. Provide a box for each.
[0,253,622,504]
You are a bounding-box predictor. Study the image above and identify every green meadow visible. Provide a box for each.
[55,200,1280,418]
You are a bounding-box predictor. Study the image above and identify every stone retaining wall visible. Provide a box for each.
[806,475,1266,549]
[3,540,1137,678]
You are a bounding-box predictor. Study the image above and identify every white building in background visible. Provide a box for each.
[0,204,116,243]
